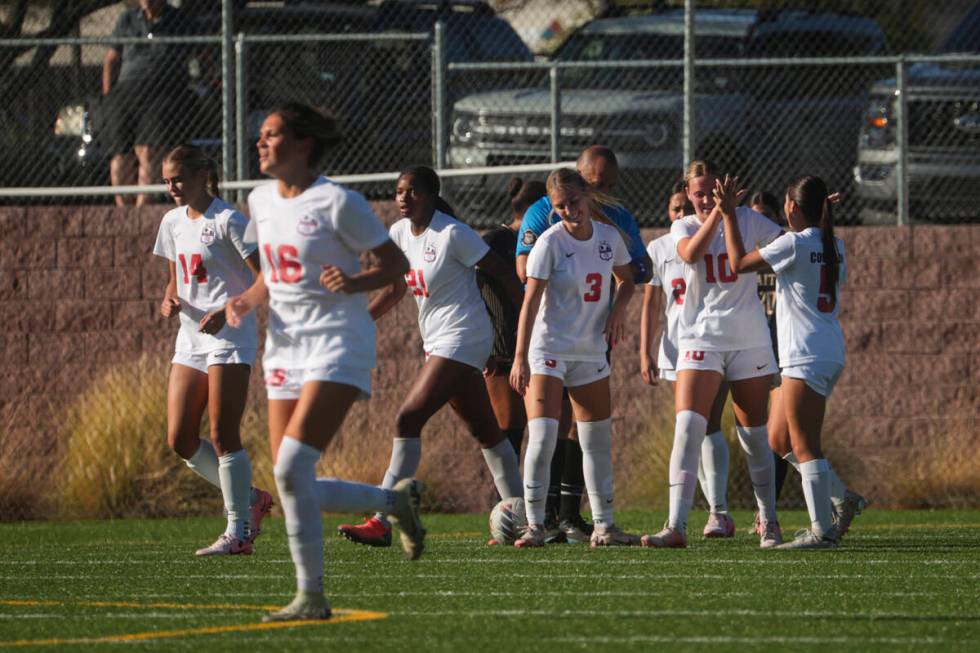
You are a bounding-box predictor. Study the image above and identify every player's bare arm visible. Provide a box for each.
[639,285,662,386]
[321,239,409,296]
[160,260,181,318]
[515,253,529,285]
[225,273,267,328]
[604,263,634,347]
[510,276,546,396]
[367,276,407,321]
[716,177,771,274]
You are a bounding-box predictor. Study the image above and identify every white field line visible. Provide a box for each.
[545,634,947,645]
[2,558,979,566]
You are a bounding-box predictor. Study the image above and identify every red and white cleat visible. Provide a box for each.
[514,524,546,548]
[703,512,736,538]
[249,488,274,544]
[195,533,253,556]
[760,520,783,549]
[337,516,393,547]
[640,527,688,549]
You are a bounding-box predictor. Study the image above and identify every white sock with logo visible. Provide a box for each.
[274,437,325,594]
[375,437,422,524]
[481,439,523,500]
[578,418,614,530]
[698,430,729,513]
[218,450,252,541]
[524,418,559,527]
[784,451,847,506]
[736,425,777,523]
[799,458,833,537]
[184,439,220,487]
[668,410,708,532]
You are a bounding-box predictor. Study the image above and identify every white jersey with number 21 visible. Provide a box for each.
[526,221,630,362]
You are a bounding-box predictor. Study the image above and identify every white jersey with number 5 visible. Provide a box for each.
[389,210,491,352]
[526,221,630,362]
[647,234,687,371]
[670,206,781,351]
[759,227,847,367]
[153,198,257,354]
[246,177,390,371]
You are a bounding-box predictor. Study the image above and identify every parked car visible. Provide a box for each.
[854,3,980,223]
[446,8,886,225]
[44,0,531,193]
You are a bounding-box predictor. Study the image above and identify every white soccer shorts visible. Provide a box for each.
[676,345,777,381]
[529,357,611,388]
[172,348,256,374]
[264,364,372,401]
[781,362,843,398]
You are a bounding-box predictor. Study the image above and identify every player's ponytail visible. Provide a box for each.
[787,175,839,304]
[400,165,457,219]
[163,144,221,199]
[269,102,342,169]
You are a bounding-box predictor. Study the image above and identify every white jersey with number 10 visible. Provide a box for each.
[246,177,390,371]
[526,221,631,362]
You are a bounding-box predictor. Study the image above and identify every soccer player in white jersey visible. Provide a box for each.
[510,168,638,548]
[724,175,862,548]
[153,144,273,556]
[641,160,783,550]
[640,181,735,538]
[337,166,524,548]
[225,103,425,622]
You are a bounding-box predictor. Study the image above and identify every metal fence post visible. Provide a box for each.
[235,32,247,204]
[550,64,561,164]
[432,21,447,170]
[683,0,695,165]
[895,56,909,227]
[221,0,235,188]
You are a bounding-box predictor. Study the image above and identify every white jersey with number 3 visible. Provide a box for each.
[670,206,781,351]
[759,227,847,367]
[526,221,630,362]
[646,234,687,371]
[246,177,390,371]
[389,210,492,352]
[153,198,257,354]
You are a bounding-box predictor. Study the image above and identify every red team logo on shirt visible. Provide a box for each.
[199,225,216,246]
[423,245,436,262]
[598,241,613,261]
[296,215,318,236]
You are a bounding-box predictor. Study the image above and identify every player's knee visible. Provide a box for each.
[395,408,425,438]
[169,433,198,460]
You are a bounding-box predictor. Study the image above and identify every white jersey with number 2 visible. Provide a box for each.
[246,177,390,371]
[670,206,781,351]
[646,233,687,371]
[153,197,257,354]
[759,227,847,367]
[526,221,630,362]
[389,210,492,353]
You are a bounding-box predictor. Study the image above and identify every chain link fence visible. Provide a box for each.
[1,1,978,224]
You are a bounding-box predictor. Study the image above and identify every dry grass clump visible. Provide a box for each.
[874,425,980,508]
[0,401,57,521]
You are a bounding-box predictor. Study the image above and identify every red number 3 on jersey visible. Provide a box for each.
[583,272,603,302]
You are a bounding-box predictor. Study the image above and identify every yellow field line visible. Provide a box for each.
[0,600,386,648]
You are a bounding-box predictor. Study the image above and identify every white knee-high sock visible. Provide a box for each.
[523,417,559,527]
[784,451,847,506]
[699,431,729,513]
[185,439,220,487]
[668,411,708,532]
[799,458,833,537]
[218,450,252,540]
[736,425,777,523]
[274,436,325,594]
[315,479,394,514]
[481,439,523,500]
[376,437,422,523]
[578,418,614,529]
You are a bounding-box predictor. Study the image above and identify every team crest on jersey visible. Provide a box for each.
[297,215,318,236]
[423,244,437,262]
[598,240,613,261]
[521,230,537,247]
[199,225,216,246]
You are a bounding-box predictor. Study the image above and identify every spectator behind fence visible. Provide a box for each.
[102,0,193,206]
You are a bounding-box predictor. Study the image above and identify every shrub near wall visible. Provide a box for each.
[1,205,978,519]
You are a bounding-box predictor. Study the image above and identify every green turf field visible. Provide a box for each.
[1,510,978,651]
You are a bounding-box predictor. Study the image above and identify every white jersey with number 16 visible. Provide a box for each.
[526,221,630,362]
[246,177,390,371]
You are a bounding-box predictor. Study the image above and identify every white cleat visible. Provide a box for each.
[262,591,331,622]
[775,528,839,550]
[759,520,783,549]
[640,526,688,549]
[703,512,736,538]
[388,478,426,560]
[195,533,252,556]
[590,524,641,547]
[514,524,546,548]
[833,490,868,537]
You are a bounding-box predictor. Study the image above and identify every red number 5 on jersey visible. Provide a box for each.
[583,272,603,302]
[670,278,686,304]
[817,265,836,313]
[263,244,303,283]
